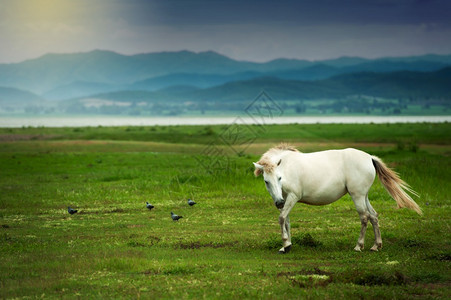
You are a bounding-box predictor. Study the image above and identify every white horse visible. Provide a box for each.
[253,144,422,253]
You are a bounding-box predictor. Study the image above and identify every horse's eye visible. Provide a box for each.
[264,180,269,185]
[278,177,282,181]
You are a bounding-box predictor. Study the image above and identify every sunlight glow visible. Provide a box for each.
[12,0,78,22]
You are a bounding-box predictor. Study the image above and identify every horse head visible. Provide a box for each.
[253,158,285,209]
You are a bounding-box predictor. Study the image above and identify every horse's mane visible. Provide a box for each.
[254,143,299,176]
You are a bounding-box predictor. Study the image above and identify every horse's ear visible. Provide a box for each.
[253,162,263,177]
[277,159,282,166]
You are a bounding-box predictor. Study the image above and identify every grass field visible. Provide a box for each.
[1,123,450,299]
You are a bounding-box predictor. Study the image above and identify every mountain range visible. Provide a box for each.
[0,50,450,114]
[80,67,451,102]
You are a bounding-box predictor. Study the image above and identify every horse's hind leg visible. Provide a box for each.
[355,214,369,252]
[352,195,370,252]
[369,216,382,251]
[366,197,382,251]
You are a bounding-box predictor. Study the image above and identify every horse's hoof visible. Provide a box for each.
[284,245,292,253]
[278,244,292,254]
[370,245,379,252]
[354,246,362,252]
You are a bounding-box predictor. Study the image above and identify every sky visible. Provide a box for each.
[1,0,451,63]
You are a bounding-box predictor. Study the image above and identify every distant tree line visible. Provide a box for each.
[3,95,449,116]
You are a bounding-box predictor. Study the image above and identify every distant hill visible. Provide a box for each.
[39,59,451,100]
[340,60,449,74]
[156,85,200,94]
[0,86,44,105]
[129,71,262,91]
[269,64,341,81]
[70,67,451,103]
[375,54,451,65]
[318,56,369,67]
[1,50,450,96]
[323,67,451,99]
[43,81,125,100]
[183,77,347,101]
[1,50,451,115]
[0,50,310,94]
[186,67,451,101]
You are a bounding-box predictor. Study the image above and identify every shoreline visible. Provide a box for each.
[1,115,450,128]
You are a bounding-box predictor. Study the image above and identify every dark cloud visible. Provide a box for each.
[0,0,450,63]
[117,0,451,27]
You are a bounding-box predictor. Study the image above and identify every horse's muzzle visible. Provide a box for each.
[275,200,285,209]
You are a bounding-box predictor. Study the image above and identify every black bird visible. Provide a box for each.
[187,198,196,206]
[146,202,154,210]
[68,207,78,215]
[171,212,183,221]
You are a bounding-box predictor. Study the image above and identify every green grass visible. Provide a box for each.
[1,123,450,298]
[1,122,450,145]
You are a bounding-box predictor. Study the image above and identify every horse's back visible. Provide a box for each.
[282,148,375,204]
[284,149,348,204]
[286,147,373,172]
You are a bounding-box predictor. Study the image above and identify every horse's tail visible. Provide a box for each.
[372,156,422,215]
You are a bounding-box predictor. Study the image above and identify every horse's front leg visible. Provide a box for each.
[278,194,297,254]
[282,215,291,252]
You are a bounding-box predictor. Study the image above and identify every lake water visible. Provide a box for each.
[0,115,450,128]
